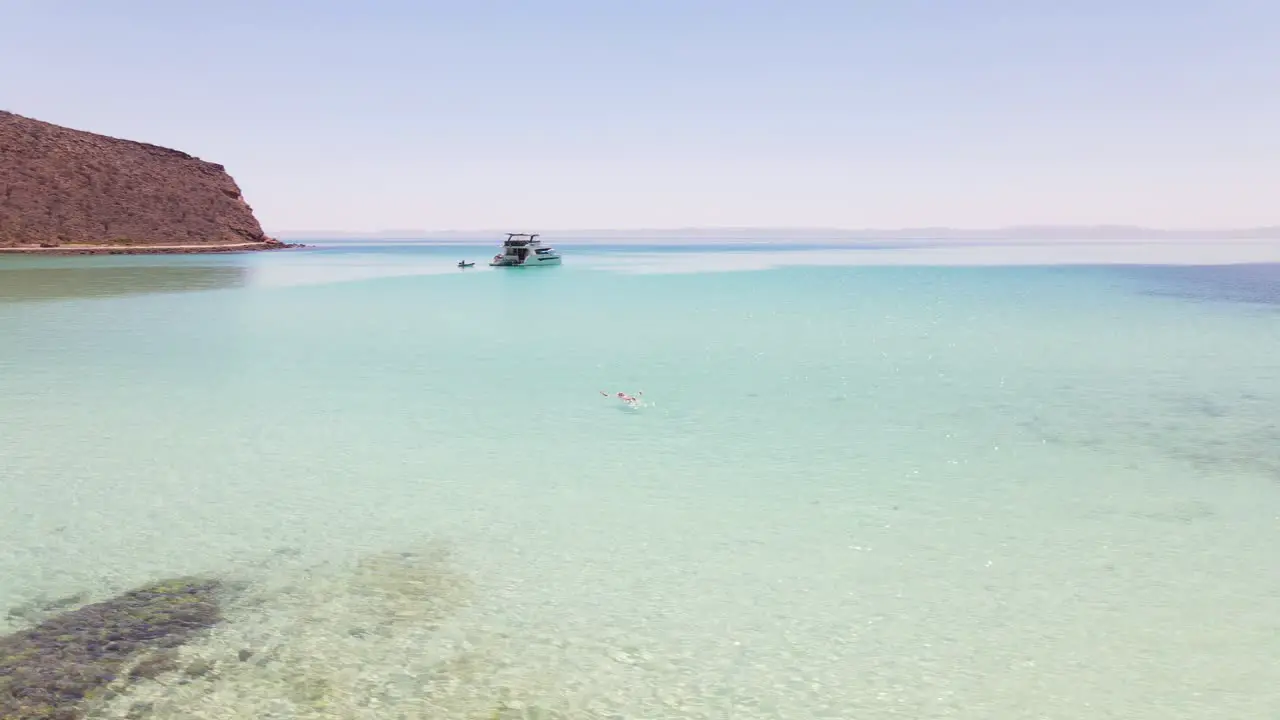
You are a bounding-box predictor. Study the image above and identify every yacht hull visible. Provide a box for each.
[490,255,562,267]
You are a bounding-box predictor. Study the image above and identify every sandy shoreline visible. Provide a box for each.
[0,241,307,256]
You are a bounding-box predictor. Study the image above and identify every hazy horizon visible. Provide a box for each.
[270,224,1280,242]
[4,2,1277,231]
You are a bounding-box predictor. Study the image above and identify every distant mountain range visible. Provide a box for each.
[270,225,1280,242]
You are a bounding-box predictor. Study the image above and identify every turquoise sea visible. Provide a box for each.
[2,239,1279,718]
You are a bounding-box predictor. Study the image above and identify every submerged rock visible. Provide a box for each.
[0,577,226,720]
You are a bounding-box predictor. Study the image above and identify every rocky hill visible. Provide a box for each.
[0,110,288,253]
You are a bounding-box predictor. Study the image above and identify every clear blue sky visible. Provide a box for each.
[3,1,1277,231]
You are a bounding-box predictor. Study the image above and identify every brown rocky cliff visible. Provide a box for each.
[0,110,272,248]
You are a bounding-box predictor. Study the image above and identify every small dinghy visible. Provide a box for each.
[457,261,475,268]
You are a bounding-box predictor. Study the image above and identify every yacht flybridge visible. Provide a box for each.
[489,233,562,267]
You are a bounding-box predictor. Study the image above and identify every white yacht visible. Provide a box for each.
[489,233,562,267]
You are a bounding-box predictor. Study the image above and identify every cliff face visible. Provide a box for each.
[0,111,272,249]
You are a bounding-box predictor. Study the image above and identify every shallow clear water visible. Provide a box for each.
[2,240,1279,718]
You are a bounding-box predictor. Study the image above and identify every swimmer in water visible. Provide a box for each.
[600,390,643,406]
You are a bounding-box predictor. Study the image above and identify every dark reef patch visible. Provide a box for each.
[1124,263,1280,308]
[0,577,226,720]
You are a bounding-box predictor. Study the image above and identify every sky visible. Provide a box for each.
[2,1,1277,232]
